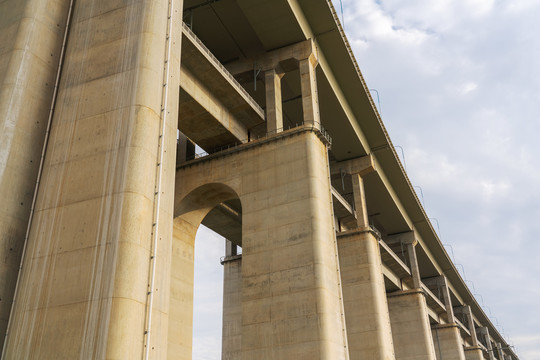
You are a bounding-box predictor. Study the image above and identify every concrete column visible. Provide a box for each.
[456,305,478,346]
[299,55,320,127]
[388,290,437,360]
[429,276,466,360]
[495,343,504,359]
[439,276,455,323]
[404,239,421,289]
[477,327,495,360]
[338,229,395,359]
[238,130,348,359]
[264,68,284,134]
[463,346,484,360]
[222,241,242,360]
[0,0,71,349]
[3,0,184,358]
[351,173,369,228]
[432,324,466,360]
[176,131,195,165]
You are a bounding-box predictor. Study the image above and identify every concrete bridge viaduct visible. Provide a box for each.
[0,0,518,359]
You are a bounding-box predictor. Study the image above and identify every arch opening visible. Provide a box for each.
[169,182,242,359]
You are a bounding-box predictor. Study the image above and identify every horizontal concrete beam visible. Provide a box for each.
[226,39,318,76]
[180,66,249,143]
[331,154,375,177]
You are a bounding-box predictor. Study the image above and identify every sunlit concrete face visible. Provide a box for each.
[0,0,71,349]
[1,0,184,357]
[174,129,348,360]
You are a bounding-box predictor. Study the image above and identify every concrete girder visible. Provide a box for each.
[179,66,249,148]
[180,22,265,150]
[225,39,318,76]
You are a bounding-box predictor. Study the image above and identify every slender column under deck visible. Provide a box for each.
[478,327,495,360]
[338,229,395,359]
[464,306,478,346]
[496,343,505,359]
[299,56,320,126]
[222,240,242,360]
[430,276,465,360]
[264,69,284,134]
[388,290,437,360]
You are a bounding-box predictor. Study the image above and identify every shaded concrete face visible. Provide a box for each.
[432,325,466,360]
[2,0,184,358]
[0,0,71,347]
[338,230,395,360]
[175,129,348,359]
[388,291,437,360]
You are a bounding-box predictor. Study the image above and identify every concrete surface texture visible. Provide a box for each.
[0,0,71,350]
[2,0,183,357]
[0,0,519,359]
[388,290,437,360]
[432,325,466,360]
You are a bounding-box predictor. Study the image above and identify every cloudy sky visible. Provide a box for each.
[192,0,540,358]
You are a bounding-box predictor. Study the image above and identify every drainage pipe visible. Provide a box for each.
[142,0,175,358]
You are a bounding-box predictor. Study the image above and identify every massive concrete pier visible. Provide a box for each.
[0,0,518,359]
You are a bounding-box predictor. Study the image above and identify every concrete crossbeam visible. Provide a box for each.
[225,39,318,76]
[264,69,284,133]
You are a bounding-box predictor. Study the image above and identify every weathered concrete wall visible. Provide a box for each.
[388,290,437,360]
[432,324,466,360]
[222,257,242,360]
[338,230,395,359]
[2,0,183,358]
[175,128,348,360]
[0,0,70,349]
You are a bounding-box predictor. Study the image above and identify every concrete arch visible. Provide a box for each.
[169,129,348,359]
[174,182,241,226]
[168,182,241,359]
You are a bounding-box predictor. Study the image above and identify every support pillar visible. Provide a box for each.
[457,305,483,360]
[495,343,505,359]
[432,324,466,360]
[455,305,479,347]
[264,68,284,134]
[429,276,466,360]
[299,55,320,127]
[3,0,184,358]
[338,171,395,359]
[222,240,242,360]
[338,229,395,359]
[478,327,495,360]
[388,290,437,360]
[464,346,484,360]
[0,0,71,350]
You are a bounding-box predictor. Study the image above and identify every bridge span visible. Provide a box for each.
[0,0,517,359]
